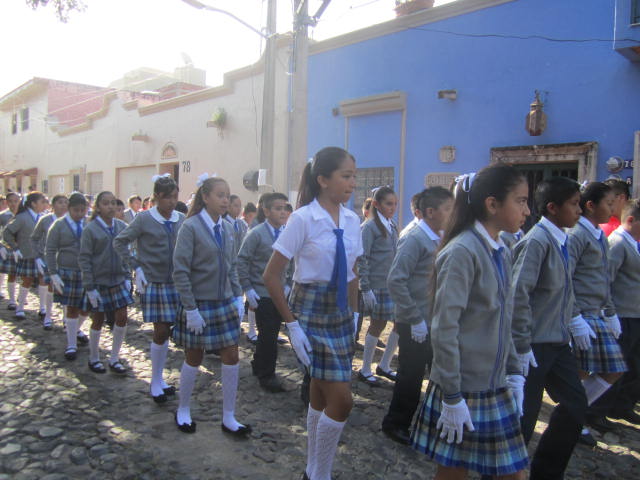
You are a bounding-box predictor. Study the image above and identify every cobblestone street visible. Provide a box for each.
[1,292,639,480]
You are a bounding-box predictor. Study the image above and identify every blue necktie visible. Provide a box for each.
[164,220,173,234]
[637,242,640,255]
[274,228,280,240]
[561,241,569,266]
[492,247,505,284]
[329,228,348,312]
[214,224,223,248]
[75,220,83,239]
[234,220,239,233]
[108,226,114,236]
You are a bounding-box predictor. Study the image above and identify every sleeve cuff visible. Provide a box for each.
[272,244,293,260]
[443,392,462,403]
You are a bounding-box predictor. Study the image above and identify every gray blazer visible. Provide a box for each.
[387,224,438,326]
[123,209,136,225]
[430,227,519,401]
[568,221,616,318]
[30,213,56,260]
[224,216,248,257]
[608,230,640,318]
[172,214,242,311]
[358,218,398,291]
[0,210,15,250]
[511,222,573,352]
[78,218,129,289]
[113,210,185,284]
[45,217,87,273]
[237,222,287,298]
[3,211,39,258]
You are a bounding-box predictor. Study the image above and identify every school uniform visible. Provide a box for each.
[172,210,242,351]
[273,198,363,383]
[78,217,134,312]
[31,212,58,283]
[237,221,288,380]
[399,216,419,238]
[382,220,438,434]
[568,217,627,373]
[499,229,523,251]
[225,215,248,257]
[114,208,184,324]
[123,208,137,225]
[0,209,17,276]
[358,215,398,320]
[3,209,42,282]
[45,215,88,308]
[412,222,528,477]
[511,217,587,479]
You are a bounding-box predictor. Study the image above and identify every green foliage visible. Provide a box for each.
[25,0,86,23]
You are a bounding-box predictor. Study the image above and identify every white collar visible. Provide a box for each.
[418,219,440,242]
[95,216,113,229]
[149,206,179,225]
[376,210,395,233]
[265,221,283,237]
[27,208,39,219]
[540,216,568,247]
[64,213,84,227]
[199,209,224,231]
[474,220,505,251]
[578,216,603,240]
[309,198,352,229]
[614,226,640,254]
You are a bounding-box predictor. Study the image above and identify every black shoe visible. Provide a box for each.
[611,410,640,425]
[152,393,168,404]
[382,425,411,446]
[221,423,252,437]
[175,412,196,434]
[163,386,176,396]
[376,366,397,382]
[247,334,258,345]
[64,347,77,361]
[7,303,16,311]
[76,332,89,345]
[354,341,364,351]
[259,376,286,393]
[301,472,309,480]
[377,339,386,349]
[358,371,380,387]
[587,416,616,433]
[38,310,46,317]
[578,431,597,447]
[88,360,106,374]
[109,360,127,374]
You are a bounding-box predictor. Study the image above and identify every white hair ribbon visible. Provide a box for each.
[454,173,476,203]
[580,180,589,190]
[196,172,218,188]
[151,173,171,183]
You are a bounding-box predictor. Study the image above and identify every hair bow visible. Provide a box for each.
[454,173,476,203]
[196,172,217,188]
[579,180,589,192]
[151,173,171,183]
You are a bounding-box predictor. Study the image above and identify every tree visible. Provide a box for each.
[25,0,86,23]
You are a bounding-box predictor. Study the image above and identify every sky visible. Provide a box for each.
[0,0,451,96]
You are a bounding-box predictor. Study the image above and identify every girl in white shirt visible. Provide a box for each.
[264,146,362,480]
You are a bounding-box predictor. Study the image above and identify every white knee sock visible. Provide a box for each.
[313,413,346,480]
[306,406,323,478]
[247,309,257,338]
[8,281,16,303]
[158,340,171,389]
[46,291,53,317]
[361,333,378,377]
[149,341,167,396]
[0,273,5,294]
[17,286,29,311]
[378,330,399,372]
[65,317,78,350]
[177,362,199,425]
[77,315,87,336]
[222,363,245,431]
[38,285,48,312]
[110,325,127,363]
[583,374,612,405]
[89,328,101,363]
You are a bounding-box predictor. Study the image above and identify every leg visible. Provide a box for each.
[252,298,282,383]
[16,276,32,317]
[64,305,80,359]
[247,308,257,341]
[520,344,553,444]
[360,317,387,380]
[609,318,640,419]
[219,344,250,433]
[7,273,16,307]
[109,308,128,367]
[177,348,203,427]
[378,323,399,377]
[434,465,468,480]
[150,322,172,398]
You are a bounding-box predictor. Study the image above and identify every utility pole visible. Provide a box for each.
[258,0,278,186]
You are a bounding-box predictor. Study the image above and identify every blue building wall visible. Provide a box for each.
[307,0,640,222]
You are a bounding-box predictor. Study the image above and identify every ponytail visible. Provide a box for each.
[90,191,114,221]
[296,147,354,208]
[371,186,396,238]
[16,191,45,215]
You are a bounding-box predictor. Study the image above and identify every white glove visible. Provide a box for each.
[13,250,23,262]
[362,290,377,311]
[235,296,245,320]
[286,320,312,367]
[124,279,132,293]
[0,246,7,261]
[50,274,65,294]
[506,374,525,417]
[86,289,102,309]
[353,312,360,339]
[437,399,475,444]
[135,267,148,294]
[568,315,597,351]
[35,258,46,276]
[245,288,260,309]
[411,320,429,343]
[185,309,205,335]
[605,314,622,339]
[284,284,291,299]
[517,349,538,377]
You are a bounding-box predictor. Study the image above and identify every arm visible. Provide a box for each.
[357,224,373,292]
[44,223,61,275]
[113,215,143,271]
[349,265,359,313]
[603,241,617,317]
[172,224,197,311]
[567,233,584,318]
[236,231,257,292]
[30,216,47,258]
[2,216,20,251]
[387,236,421,325]
[78,227,96,290]
[228,239,242,298]
[264,251,296,323]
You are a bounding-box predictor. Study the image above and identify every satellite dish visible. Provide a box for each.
[181,52,194,66]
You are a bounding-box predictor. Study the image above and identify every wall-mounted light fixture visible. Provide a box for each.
[525,91,547,136]
[437,89,457,101]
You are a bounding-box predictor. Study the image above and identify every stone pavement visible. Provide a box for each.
[0,291,639,480]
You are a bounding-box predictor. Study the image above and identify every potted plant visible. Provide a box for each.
[131,130,149,142]
[207,107,227,136]
[395,0,435,17]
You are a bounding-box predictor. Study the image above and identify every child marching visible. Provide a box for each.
[78,191,134,374]
[0,192,22,308]
[114,174,184,403]
[171,174,248,436]
[264,147,362,480]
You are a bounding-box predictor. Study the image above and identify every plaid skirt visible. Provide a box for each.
[17,258,41,283]
[141,282,180,324]
[54,268,85,308]
[574,315,628,373]
[172,298,240,350]
[289,282,354,383]
[81,282,134,313]
[412,382,528,476]
[0,255,17,275]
